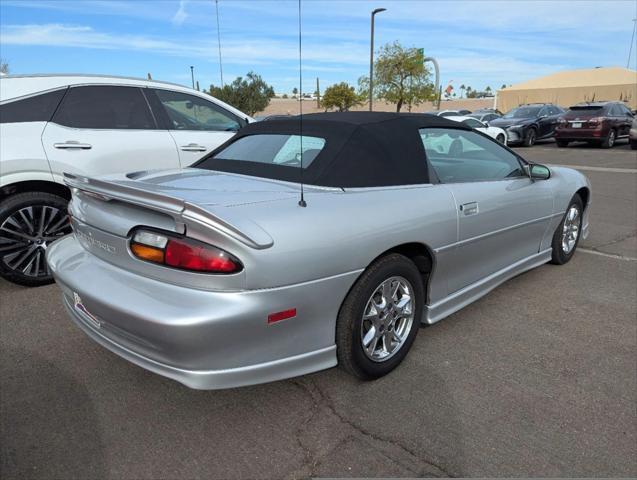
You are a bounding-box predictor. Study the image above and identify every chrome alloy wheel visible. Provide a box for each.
[0,205,70,278]
[360,276,414,362]
[561,206,581,254]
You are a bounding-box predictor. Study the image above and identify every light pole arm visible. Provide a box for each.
[423,57,439,109]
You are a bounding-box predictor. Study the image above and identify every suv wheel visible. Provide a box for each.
[0,192,71,287]
[523,127,537,147]
[601,129,616,149]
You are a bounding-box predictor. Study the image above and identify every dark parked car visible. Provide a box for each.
[490,103,565,147]
[630,118,637,150]
[555,101,634,148]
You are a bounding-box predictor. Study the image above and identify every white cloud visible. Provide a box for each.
[172,0,187,26]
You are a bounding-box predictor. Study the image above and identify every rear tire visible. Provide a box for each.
[336,253,424,380]
[496,134,505,144]
[550,195,583,265]
[601,129,616,149]
[556,139,569,148]
[0,192,71,287]
[523,127,537,147]
[631,140,637,150]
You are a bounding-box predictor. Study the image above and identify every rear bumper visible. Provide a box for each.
[555,127,606,141]
[48,235,359,389]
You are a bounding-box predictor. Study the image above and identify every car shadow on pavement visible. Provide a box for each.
[0,347,107,480]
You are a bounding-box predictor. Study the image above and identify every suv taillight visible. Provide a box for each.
[588,117,601,125]
[130,229,242,274]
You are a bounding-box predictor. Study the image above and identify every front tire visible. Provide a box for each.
[550,195,583,265]
[0,192,71,287]
[336,253,424,380]
[523,127,537,147]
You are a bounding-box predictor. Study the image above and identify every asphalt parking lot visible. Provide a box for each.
[1,140,635,479]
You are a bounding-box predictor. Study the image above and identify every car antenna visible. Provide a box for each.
[297,0,307,207]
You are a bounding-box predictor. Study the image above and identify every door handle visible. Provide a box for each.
[459,202,479,216]
[54,141,92,150]
[180,143,207,152]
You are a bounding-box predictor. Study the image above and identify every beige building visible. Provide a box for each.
[496,67,637,112]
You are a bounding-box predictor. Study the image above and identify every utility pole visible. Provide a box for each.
[190,66,195,89]
[215,0,224,87]
[369,7,386,111]
[316,77,320,109]
[628,18,637,68]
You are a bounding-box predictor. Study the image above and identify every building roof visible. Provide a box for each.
[502,67,637,91]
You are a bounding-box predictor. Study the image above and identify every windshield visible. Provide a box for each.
[502,106,542,119]
[207,134,326,168]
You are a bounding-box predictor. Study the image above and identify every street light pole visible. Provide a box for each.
[190,66,195,89]
[369,7,386,111]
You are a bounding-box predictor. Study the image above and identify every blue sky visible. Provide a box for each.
[1,0,636,94]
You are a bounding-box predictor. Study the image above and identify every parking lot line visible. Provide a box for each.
[578,247,637,261]
[549,164,637,174]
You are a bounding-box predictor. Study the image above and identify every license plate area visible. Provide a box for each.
[571,122,582,128]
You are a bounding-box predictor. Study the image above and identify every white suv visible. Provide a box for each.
[0,74,252,286]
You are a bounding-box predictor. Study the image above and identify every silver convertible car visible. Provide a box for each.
[47,112,591,389]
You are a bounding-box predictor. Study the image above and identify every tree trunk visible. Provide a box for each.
[396,99,403,112]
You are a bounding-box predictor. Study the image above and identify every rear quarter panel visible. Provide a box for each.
[0,122,54,188]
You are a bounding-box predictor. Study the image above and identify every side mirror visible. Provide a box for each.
[528,164,550,180]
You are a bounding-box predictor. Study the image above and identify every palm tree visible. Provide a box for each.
[485,86,492,94]
[501,84,507,90]
[460,84,466,98]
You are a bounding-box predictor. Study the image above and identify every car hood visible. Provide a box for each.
[101,168,309,207]
[490,117,535,128]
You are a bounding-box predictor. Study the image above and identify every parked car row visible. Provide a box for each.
[427,101,634,149]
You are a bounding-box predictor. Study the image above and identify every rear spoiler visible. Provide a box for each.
[64,173,274,250]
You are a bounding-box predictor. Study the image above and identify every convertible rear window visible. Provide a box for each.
[210,134,326,168]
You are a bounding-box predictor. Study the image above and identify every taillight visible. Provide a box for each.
[588,117,601,125]
[558,118,567,124]
[130,229,242,274]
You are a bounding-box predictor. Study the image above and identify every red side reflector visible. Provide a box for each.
[268,308,297,324]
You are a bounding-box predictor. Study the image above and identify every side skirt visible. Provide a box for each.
[423,249,552,325]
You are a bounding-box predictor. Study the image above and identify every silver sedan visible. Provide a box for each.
[47,112,591,389]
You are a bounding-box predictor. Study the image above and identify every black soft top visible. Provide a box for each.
[195,111,469,188]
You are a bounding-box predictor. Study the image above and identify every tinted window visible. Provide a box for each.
[485,114,498,121]
[439,111,458,117]
[210,134,325,168]
[52,86,155,129]
[548,106,560,115]
[154,89,241,132]
[0,89,66,124]
[502,106,542,119]
[462,118,484,129]
[420,128,524,183]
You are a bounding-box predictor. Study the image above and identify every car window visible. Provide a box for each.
[0,89,67,124]
[539,107,549,117]
[548,106,560,115]
[52,86,155,129]
[462,118,484,129]
[419,128,524,183]
[208,134,325,168]
[502,106,542,119]
[154,89,241,132]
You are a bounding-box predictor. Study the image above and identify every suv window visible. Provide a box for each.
[154,89,241,132]
[52,86,155,129]
[462,118,484,129]
[548,106,560,115]
[420,128,524,183]
[0,89,67,124]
